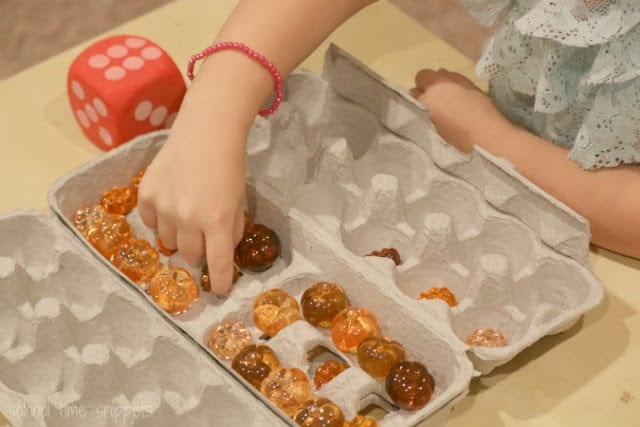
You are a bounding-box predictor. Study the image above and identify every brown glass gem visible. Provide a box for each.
[365,248,402,266]
[232,344,280,388]
[234,223,280,272]
[357,336,405,379]
[385,361,434,411]
[301,282,350,328]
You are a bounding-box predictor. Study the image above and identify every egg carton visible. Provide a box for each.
[2,45,603,427]
[0,210,285,427]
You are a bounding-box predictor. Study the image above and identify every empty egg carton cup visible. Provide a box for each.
[1,45,603,427]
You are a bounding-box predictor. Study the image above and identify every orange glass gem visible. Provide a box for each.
[344,415,378,427]
[87,213,134,259]
[157,236,176,256]
[234,223,280,272]
[330,307,381,354]
[293,397,345,427]
[260,367,311,416]
[465,328,507,347]
[71,204,107,237]
[366,248,402,266]
[100,185,137,215]
[418,287,458,307]
[111,238,160,284]
[232,344,280,388]
[385,361,434,411]
[148,265,199,315]
[357,336,405,379]
[314,359,348,389]
[301,282,350,328]
[253,288,301,337]
[208,320,253,360]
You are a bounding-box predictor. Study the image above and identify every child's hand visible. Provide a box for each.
[138,86,247,295]
[411,68,514,153]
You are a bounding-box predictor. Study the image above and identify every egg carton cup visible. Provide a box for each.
[4,45,603,427]
[0,210,284,427]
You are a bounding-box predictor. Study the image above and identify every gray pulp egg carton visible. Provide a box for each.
[2,45,603,427]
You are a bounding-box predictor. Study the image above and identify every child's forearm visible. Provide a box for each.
[189,0,377,130]
[483,126,640,258]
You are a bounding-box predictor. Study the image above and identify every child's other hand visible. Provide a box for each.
[137,89,247,295]
[411,68,514,153]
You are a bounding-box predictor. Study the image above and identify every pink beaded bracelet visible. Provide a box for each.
[187,41,283,117]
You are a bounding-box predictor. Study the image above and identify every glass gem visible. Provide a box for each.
[253,288,301,337]
[357,336,405,379]
[208,320,253,360]
[232,344,280,388]
[71,204,107,237]
[234,223,280,272]
[293,397,345,427]
[148,265,199,315]
[87,213,134,259]
[418,287,458,307]
[385,361,434,411]
[344,415,378,427]
[465,328,507,347]
[301,282,350,328]
[260,367,311,416]
[200,264,242,292]
[365,248,402,266]
[100,185,137,215]
[313,359,348,389]
[330,307,381,354]
[111,238,160,284]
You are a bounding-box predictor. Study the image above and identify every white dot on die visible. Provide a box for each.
[104,66,126,81]
[93,98,108,117]
[99,127,113,146]
[84,104,98,123]
[164,112,178,128]
[107,44,128,58]
[134,100,153,121]
[125,37,146,48]
[123,56,144,70]
[75,110,90,128]
[88,54,109,69]
[141,46,162,60]
[150,106,168,126]
[71,80,85,100]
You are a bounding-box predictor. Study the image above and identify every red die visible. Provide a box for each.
[67,35,186,150]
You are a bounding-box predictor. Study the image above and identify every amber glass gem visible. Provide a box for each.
[385,361,434,411]
[465,328,507,347]
[232,344,280,388]
[313,359,348,389]
[111,238,160,284]
[365,248,402,266]
[357,336,405,379]
[87,213,134,259]
[260,367,311,416]
[253,288,301,337]
[330,307,380,354]
[100,185,137,215]
[208,320,253,360]
[293,397,345,427]
[234,223,280,272]
[301,282,350,328]
[71,204,107,237]
[157,236,176,256]
[148,265,199,315]
[418,287,458,307]
[344,415,378,427]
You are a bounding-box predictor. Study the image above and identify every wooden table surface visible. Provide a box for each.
[0,1,638,426]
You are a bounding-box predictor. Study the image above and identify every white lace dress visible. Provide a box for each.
[462,0,640,168]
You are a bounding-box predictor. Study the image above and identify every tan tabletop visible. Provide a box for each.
[0,1,638,426]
